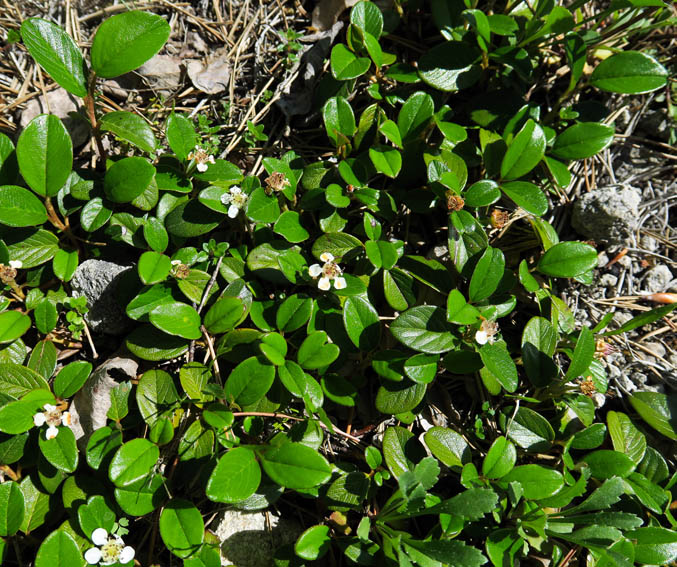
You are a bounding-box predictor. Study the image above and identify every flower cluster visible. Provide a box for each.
[187,146,215,172]
[33,403,71,439]
[265,171,291,193]
[308,252,347,291]
[220,186,249,218]
[475,319,499,346]
[85,528,135,565]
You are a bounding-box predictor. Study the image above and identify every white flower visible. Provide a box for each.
[475,319,499,346]
[8,260,21,269]
[85,528,135,565]
[308,252,347,291]
[220,186,249,218]
[33,403,71,439]
[187,146,215,172]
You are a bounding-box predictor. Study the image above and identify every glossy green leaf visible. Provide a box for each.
[479,343,518,393]
[203,297,246,334]
[469,247,505,302]
[259,442,332,489]
[330,44,371,81]
[27,339,57,380]
[225,356,275,406]
[0,311,31,344]
[501,181,548,216]
[424,426,470,468]
[627,527,677,565]
[38,426,78,473]
[100,111,157,153]
[312,232,362,260]
[0,185,47,227]
[537,241,598,277]
[166,113,197,161]
[398,91,434,143]
[149,302,201,340]
[80,197,112,232]
[590,51,668,94]
[17,115,72,197]
[551,123,614,160]
[35,530,83,567]
[114,473,166,516]
[297,331,340,370]
[500,464,563,499]
[52,248,78,282]
[0,481,24,536]
[351,0,384,37]
[159,498,204,559]
[296,525,331,560]
[603,303,677,336]
[86,426,122,470]
[446,290,481,325]
[391,306,457,354]
[521,316,557,387]
[504,406,554,451]
[482,436,516,479]
[463,180,500,207]
[582,449,635,480]
[91,10,170,78]
[274,211,309,243]
[276,294,313,332]
[369,146,402,178]
[104,157,155,203]
[629,391,677,440]
[246,187,280,223]
[109,438,160,487]
[418,41,481,92]
[343,296,380,350]
[500,119,546,180]
[20,18,87,96]
[77,495,115,538]
[323,96,357,146]
[206,447,261,503]
[375,379,427,414]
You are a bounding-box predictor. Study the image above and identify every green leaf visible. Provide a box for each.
[404,539,486,567]
[521,316,558,387]
[551,123,615,160]
[603,303,677,336]
[343,296,380,350]
[375,379,427,414]
[330,44,371,81]
[203,297,245,334]
[369,146,402,178]
[206,447,261,503]
[390,306,457,354]
[278,361,323,410]
[0,311,31,344]
[567,324,596,378]
[276,294,312,332]
[20,18,87,97]
[590,51,668,94]
[424,426,470,469]
[138,251,171,285]
[225,356,275,406]
[312,232,362,260]
[109,438,160,487]
[482,436,516,479]
[446,289,481,325]
[4,228,59,268]
[297,331,340,370]
[323,96,357,146]
[246,187,280,223]
[90,10,170,78]
[143,217,168,252]
[166,113,197,161]
[52,248,78,282]
[0,362,49,399]
[178,362,212,403]
[178,419,213,461]
[80,197,112,232]
[469,246,505,302]
[35,530,83,567]
[258,442,332,489]
[627,527,677,565]
[100,111,157,153]
[274,211,309,243]
[581,450,636,480]
[500,464,563,499]
[19,475,50,533]
[114,473,165,516]
[0,185,47,227]
[350,1,384,37]
[16,115,72,197]
[463,180,500,207]
[418,41,481,92]
[104,156,156,203]
[424,488,498,520]
[537,241,598,277]
[27,339,57,380]
[149,302,202,340]
[86,426,122,470]
[126,324,190,361]
[398,91,434,143]
[159,499,204,559]
[479,343,518,393]
[77,495,115,539]
[501,181,548,216]
[107,381,132,421]
[504,406,554,451]
[404,353,438,384]
[500,119,546,180]
[165,199,223,238]
[628,391,677,440]
[38,426,78,472]
[383,426,424,478]
[296,525,331,560]
[136,368,180,427]
[0,401,40,434]
[0,481,24,536]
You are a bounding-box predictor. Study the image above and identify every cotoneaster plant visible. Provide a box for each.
[0,1,676,566]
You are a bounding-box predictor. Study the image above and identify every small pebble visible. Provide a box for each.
[599,274,618,287]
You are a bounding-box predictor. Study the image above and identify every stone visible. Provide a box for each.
[599,273,617,288]
[137,54,183,95]
[70,259,132,335]
[213,509,303,567]
[187,47,230,94]
[571,186,641,245]
[68,357,138,450]
[642,264,673,294]
[20,87,90,147]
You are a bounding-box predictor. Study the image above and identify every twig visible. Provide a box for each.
[197,255,224,315]
[82,320,98,359]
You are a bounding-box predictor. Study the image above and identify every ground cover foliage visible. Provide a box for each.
[0,0,676,565]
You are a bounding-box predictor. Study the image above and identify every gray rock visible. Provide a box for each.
[20,87,90,147]
[598,273,618,288]
[187,47,230,95]
[571,186,641,245]
[137,54,183,95]
[70,259,132,335]
[213,510,302,567]
[642,264,673,294]
[69,357,138,449]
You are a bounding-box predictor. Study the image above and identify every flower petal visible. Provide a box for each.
[46,426,59,439]
[44,404,56,412]
[61,411,72,426]
[228,204,239,218]
[8,260,22,269]
[197,162,208,172]
[475,330,488,345]
[119,546,135,564]
[92,528,109,546]
[308,264,322,277]
[231,186,242,195]
[33,413,46,426]
[334,277,347,290]
[318,277,331,291]
[320,252,334,262]
[84,547,102,565]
